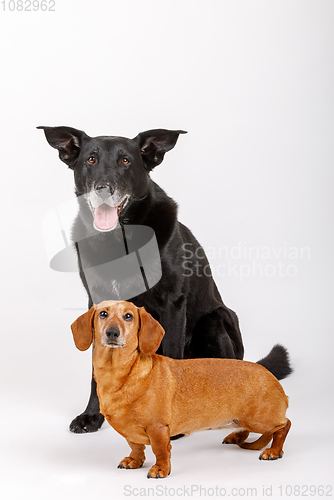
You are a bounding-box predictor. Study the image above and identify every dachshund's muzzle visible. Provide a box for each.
[106,327,121,340]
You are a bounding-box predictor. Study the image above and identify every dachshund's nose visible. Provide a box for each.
[105,327,120,340]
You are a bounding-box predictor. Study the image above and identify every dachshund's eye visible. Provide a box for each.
[121,157,130,166]
[88,156,96,164]
[124,313,133,321]
[99,311,108,318]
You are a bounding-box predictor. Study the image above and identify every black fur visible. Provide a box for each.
[38,126,292,433]
[257,344,292,381]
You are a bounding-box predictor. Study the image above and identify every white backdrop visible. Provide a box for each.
[1,1,333,498]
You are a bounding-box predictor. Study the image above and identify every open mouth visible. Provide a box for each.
[93,197,128,232]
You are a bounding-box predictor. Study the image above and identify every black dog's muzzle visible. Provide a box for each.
[95,184,114,197]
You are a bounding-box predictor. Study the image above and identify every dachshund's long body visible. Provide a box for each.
[71,301,291,479]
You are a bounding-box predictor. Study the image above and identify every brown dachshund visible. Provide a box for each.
[71,300,291,479]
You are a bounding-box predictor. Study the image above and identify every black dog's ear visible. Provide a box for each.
[37,126,89,168]
[133,129,187,171]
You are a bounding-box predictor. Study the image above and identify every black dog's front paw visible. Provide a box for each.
[69,412,105,433]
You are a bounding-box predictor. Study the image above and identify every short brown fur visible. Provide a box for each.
[71,301,291,478]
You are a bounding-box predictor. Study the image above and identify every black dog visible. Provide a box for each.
[38,126,292,433]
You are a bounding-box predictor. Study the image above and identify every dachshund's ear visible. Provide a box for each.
[71,306,95,351]
[138,307,165,356]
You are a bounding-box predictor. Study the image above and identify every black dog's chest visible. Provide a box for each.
[75,223,162,304]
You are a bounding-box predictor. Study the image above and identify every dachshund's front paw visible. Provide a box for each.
[69,412,104,433]
[259,448,284,460]
[147,464,171,479]
[118,457,144,469]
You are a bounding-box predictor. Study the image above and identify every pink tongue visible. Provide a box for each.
[94,204,118,230]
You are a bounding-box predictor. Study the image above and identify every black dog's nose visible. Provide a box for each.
[96,184,114,196]
[105,327,120,340]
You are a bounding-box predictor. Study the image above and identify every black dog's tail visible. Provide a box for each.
[257,344,293,380]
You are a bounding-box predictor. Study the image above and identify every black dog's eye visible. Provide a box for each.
[88,156,96,164]
[121,157,130,166]
[99,311,108,319]
[124,313,133,321]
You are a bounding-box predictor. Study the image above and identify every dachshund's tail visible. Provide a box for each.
[257,344,293,380]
